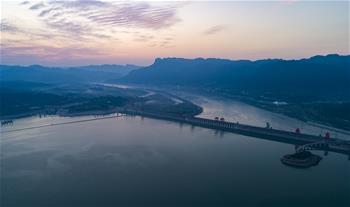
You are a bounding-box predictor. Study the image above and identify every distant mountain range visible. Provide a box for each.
[1,55,350,129]
[0,64,141,83]
[1,54,349,101]
[121,54,350,101]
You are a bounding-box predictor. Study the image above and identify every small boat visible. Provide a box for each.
[281,151,322,168]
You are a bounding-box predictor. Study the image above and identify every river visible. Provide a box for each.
[1,95,349,206]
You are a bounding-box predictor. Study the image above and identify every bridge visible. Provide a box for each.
[123,109,350,158]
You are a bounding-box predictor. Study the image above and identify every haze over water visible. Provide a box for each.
[1,96,349,207]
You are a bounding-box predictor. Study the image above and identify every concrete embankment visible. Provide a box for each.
[123,110,350,156]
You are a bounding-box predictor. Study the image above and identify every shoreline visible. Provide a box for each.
[2,100,350,139]
[3,108,349,158]
[2,85,349,136]
[1,114,124,133]
[0,109,122,121]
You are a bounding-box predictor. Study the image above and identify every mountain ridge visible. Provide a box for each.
[0,64,141,83]
[121,54,350,99]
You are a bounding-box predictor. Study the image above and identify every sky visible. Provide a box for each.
[0,0,349,66]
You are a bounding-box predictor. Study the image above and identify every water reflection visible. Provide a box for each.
[185,94,350,140]
[1,96,350,206]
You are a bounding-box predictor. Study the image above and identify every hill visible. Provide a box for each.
[121,54,350,130]
[0,64,141,84]
[122,54,350,101]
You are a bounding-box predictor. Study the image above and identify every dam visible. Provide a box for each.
[123,109,350,158]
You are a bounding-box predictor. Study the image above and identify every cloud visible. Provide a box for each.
[147,36,175,48]
[0,18,85,43]
[39,8,54,17]
[1,1,182,65]
[0,20,20,33]
[203,25,228,35]
[29,2,45,10]
[133,34,154,42]
[1,43,110,65]
[21,1,30,5]
[23,0,181,32]
[84,2,180,29]
[45,18,90,35]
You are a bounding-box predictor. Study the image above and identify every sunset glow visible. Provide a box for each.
[1,0,349,66]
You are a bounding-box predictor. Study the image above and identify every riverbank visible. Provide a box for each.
[1,83,202,122]
[162,85,350,133]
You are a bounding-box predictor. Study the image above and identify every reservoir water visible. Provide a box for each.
[1,96,349,207]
